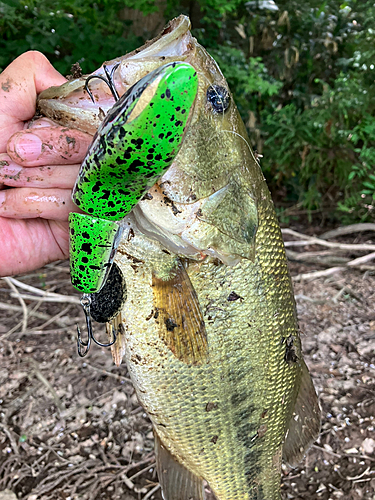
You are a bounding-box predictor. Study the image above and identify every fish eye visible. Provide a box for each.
[207,85,230,113]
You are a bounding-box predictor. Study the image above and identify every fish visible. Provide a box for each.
[38,15,321,500]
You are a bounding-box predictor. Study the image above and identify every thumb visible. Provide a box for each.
[30,51,68,94]
[0,52,67,150]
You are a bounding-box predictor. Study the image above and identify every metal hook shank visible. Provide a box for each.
[77,295,92,357]
[104,63,120,101]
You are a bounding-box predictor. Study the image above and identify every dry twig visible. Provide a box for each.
[3,277,80,304]
[346,251,375,266]
[293,267,345,282]
[30,305,72,331]
[2,277,28,335]
[142,483,160,500]
[286,249,350,266]
[320,223,375,239]
[10,292,80,304]
[83,362,132,382]
[128,462,156,481]
[312,444,342,458]
[0,301,49,320]
[282,228,375,251]
[28,359,66,413]
[0,422,19,455]
[347,466,372,481]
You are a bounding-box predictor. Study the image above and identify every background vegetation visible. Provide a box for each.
[1,0,375,223]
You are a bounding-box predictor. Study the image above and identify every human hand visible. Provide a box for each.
[0,51,92,276]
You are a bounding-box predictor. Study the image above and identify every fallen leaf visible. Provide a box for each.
[0,490,18,500]
[361,438,375,455]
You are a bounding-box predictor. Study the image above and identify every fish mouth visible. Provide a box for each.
[37,15,195,135]
[120,15,192,61]
[38,16,245,265]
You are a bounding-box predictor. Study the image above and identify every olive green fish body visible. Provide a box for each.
[113,171,302,500]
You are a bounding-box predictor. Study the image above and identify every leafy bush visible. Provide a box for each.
[262,72,375,221]
[0,0,145,74]
[209,46,282,117]
[209,0,375,222]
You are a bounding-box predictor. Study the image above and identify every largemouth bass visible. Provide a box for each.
[38,15,320,500]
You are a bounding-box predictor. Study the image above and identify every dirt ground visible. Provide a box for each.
[0,228,374,500]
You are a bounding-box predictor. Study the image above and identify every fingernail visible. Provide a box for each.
[27,118,55,129]
[10,132,43,162]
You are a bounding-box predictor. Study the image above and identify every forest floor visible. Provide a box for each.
[0,226,374,500]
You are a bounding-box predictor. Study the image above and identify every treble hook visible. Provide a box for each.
[77,294,116,357]
[84,63,121,104]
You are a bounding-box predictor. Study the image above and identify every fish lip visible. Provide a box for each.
[115,15,192,62]
[37,15,195,135]
[38,15,192,97]
[91,15,193,80]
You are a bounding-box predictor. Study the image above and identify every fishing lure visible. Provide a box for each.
[69,62,198,356]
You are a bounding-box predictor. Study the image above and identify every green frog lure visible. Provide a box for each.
[69,62,198,356]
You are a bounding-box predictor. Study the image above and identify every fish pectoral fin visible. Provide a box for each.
[199,179,258,246]
[283,359,321,466]
[108,313,127,366]
[152,259,208,365]
[155,433,206,500]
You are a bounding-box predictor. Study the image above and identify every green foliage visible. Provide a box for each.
[261,71,375,221]
[0,0,143,74]
[214,0,375,223]
[1,0,375,222]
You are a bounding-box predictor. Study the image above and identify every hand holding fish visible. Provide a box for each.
[0,51,92,276]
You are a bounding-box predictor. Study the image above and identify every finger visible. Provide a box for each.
[0,218,69,277]
[0,187,77,221]
[0,52,66,116]
[0,52,67,150]
[7,127,92,166]
[0,155,80,189]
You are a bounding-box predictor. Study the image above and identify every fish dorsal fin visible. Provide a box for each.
[155,432,206,500]
[283,359,321,466]
[152,259,208,365]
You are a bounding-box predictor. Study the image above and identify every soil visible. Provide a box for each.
[0,230,374,500]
